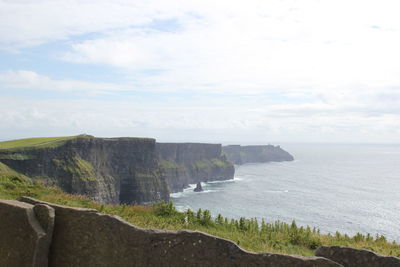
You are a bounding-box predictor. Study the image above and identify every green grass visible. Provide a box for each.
[52,157,97,181]
[0,162,30,180]
[0,134,93,151]
[0,164,398,258]
[0,174,60,200]
[191,158,232,170]
[0,153,35,160]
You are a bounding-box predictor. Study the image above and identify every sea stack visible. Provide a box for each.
[194,182,203,192]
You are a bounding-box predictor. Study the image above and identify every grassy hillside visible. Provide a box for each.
[0,134,93,151]
[0,166,399,257]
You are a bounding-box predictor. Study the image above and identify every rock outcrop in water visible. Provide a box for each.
[0,136,169,204]
[156,143,235,193]
[194,182,203,192]
[0,197,342,267]
[222,144,294,165]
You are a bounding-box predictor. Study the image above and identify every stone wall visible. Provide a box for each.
[0,199,54,267]
[316,246,400,267]
[2,197,398,267]
[0,197,348,267]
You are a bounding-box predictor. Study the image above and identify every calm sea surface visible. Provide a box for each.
[171,143,400,241]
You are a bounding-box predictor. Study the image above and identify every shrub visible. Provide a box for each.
[153,201,178,216]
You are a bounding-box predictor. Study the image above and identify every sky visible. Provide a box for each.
[1,0,400,144]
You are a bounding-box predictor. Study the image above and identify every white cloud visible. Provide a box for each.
[1,67,400,143]
[52,0,400,96]
[0,0,176,48]
[63,37,151,68]
[1,0,400,142]
[0,93,399,143]
[2,1,400,92]
[0,70,132,93]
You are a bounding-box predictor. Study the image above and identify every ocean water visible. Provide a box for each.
[171,143,400,241]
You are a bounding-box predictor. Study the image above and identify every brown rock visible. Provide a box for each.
[316,246,400,267]
[19,196,340,267]
[0,199,54,267]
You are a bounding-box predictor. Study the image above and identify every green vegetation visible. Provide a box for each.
[159,160,185,170]
[0,164,399,257]
[192,158,231,170]
[210,158,232,167]
[0,134,93,151]
[161,158,231,174]
[0,153,35,160]
[0,162,30,180]
[146,203,399,257]
[192,159,212,170]
[0,173,59,200]
[53,157,97,181]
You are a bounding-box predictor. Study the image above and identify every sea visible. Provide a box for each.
[171,143,400,242]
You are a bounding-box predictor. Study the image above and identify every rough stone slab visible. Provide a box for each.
[19,197,341,267]
[0,199,54,267]
[316,246,400,267]
[146,230,342,267]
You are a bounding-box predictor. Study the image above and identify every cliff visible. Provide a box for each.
[222,144,294,165]
[0,136,237,203]
[0,136,169,204]
[156,143,235,193]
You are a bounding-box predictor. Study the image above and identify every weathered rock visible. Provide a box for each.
[20,197,340,267]
[223,144,294,165]
[0,199,54,267]
[0,137,170,204]
[157,142,235,193]
[194,182,203,192]
[316,246,400,267]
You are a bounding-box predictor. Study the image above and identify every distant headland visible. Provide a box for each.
[222,144,294,165]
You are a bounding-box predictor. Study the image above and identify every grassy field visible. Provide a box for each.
[0,135,93,150]
[0,169,399,257]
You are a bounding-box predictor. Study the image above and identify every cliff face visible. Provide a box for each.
[222,145,294,165]
[156,143,235,193]
[0,137,169,204]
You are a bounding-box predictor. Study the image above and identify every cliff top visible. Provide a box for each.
[0,134,93,151]
[0,135,158,151]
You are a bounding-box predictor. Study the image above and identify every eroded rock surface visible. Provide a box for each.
[316,246,400,267]
[19,197,340,267]
[157,143,235,193]
[194,182,203,192]
[0,199,54,267]
[223,144,294,165]
[0,137,169,204]
[0,138,238,204]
